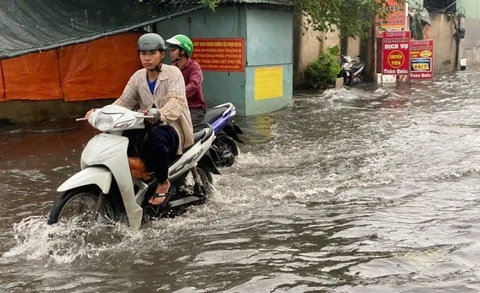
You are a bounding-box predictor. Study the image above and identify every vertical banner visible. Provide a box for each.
[382,31,411,75]
[191,38,245,72]
[410,39,434,80]
[376,0,407,37]
[375,0,408,74]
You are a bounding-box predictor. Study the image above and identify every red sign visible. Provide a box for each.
[191,38,245,72]
[382,31,411,75]
[410,39,434,80]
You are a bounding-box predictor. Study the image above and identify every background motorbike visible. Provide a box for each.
[47,105,217,229]
[339,55,365,86]
[196,102,244,168]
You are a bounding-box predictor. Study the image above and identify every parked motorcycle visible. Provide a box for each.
[47,104,218,229]
[197,102,244,168]
[340,55,365,86]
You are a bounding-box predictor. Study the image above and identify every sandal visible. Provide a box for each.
[148,185,176,206]
[149,193,167,206]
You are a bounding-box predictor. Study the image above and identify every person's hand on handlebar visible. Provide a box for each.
[143,108,162,124]
[85,109,95,119]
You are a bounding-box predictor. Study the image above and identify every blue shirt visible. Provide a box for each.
[147,78,157,94]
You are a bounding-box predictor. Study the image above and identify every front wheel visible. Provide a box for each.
[47,185,115,226]
[212,134,239,167]
[343,71,352,86]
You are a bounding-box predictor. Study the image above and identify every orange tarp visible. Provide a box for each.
[0,32,142,102]
[2,50,63,100]
[59,33,142,101]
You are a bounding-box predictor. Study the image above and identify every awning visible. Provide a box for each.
[0,0,202,59]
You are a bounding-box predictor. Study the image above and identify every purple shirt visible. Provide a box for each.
[175,59,207,110]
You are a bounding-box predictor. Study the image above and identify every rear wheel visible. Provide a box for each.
[357,70,364,83]
[47,185,115,226]
[145,165,214,219]
[182,165,213,199]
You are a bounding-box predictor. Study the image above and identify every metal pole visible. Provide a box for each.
[442,1,457,13]
[406,1,411,88]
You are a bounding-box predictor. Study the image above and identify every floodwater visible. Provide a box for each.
[2,71,480,292]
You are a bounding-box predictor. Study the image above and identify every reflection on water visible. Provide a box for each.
[2,71,480,292]
[242,114,278,144]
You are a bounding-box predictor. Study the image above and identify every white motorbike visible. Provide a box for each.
[340,55,365,86]
[47,104,217,229]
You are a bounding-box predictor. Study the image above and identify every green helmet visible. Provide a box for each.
[166,34,194,57]
[137,33,166,51]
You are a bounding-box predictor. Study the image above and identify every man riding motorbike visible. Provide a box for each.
[85,33,194,206]
[166,34,207,125]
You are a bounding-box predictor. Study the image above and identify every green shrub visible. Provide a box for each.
[305,46,341,90]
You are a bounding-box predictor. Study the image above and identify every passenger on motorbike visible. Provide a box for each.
[166,34,207,125]
[85,33,194,206]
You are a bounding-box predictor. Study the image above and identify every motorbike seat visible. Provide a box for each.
[184,124,214,153]
[350,61,365,71]
[200,106,229,125]
[127,126,214,180]
[193,127,207,143]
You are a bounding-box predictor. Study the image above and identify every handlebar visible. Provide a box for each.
[136,114,155,119]
[76,114,154,121]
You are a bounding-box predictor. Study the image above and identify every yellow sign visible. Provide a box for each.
[412,63,430,71]
[254,67,283,100]
[420,50,432,57]
[387,50,405,68]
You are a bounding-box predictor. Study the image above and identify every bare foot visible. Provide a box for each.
[148,180,171,205]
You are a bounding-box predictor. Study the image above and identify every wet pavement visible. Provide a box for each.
[2,71,480,292]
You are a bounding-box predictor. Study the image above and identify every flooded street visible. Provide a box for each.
[3,71,480,292]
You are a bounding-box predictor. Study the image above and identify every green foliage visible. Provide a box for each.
[201,0,221,11]
[304,46,341,90]
[296,0,397,39]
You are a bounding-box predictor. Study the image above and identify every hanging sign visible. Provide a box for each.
[376,0,407,37]
[382,31,411,75]
[191,38,245,72]
[410,39,434,80]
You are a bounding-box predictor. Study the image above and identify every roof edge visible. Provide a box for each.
[1,5,203,60]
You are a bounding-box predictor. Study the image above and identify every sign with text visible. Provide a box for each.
[410,39,434,80]
[376,0,407,37]
[254,66,283,100]
[191,38,245,72]
[382,31,411,75]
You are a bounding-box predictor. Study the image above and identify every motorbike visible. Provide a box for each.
[196,102,244,168]
[339,55,365,86]
[47,104,218,230]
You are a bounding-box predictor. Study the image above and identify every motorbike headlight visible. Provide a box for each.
[94,112,115,131]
